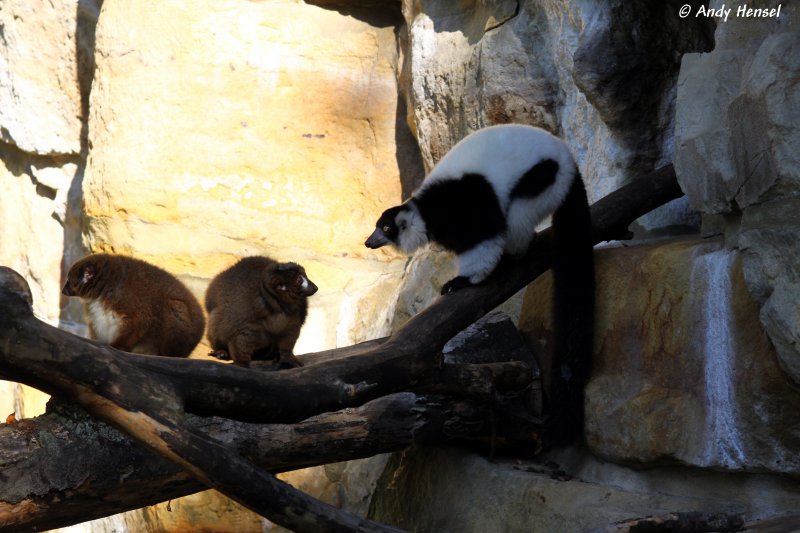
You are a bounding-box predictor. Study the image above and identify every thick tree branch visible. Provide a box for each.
[1,274,408,533]
[7,165,679,426]
[1,389,515,532]
[0,165,681,532]
[1,313,537,532]
[0,309,536,532]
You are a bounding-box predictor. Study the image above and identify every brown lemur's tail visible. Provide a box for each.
[547,171,595,446]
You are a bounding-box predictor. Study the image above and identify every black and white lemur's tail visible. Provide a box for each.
[548,172,595,446]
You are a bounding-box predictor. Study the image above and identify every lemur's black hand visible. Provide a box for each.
[440,276,472,295]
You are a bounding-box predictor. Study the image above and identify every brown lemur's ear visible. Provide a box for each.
[80,264,96,286]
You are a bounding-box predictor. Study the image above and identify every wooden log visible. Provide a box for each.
[0,313,536,532]
[0,165,682,532]
[1,284,407,533]
[0,394,502,532]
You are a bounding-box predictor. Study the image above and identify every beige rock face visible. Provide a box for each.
[0,147,74,324]
[0,145,75,423]
[520,238,800,473]
[85,0,415,354]
[47,492,264,533]
[0,0,98,421]
[0,0,84,155]
[87,0,403,258]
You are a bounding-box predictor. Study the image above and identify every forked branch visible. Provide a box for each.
[0,165,681,532]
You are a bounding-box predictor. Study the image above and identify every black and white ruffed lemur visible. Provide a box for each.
[365,124,595,446]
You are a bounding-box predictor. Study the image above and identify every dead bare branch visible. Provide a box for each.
[0,165,681,532]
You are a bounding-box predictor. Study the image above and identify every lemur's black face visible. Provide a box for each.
[268,262,318,299]
[62,261,96,297]
[365,206,404,249]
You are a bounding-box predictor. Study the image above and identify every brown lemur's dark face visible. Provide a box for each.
[267,263,318,301]
[365,205,404,249]
[62,260,96,297]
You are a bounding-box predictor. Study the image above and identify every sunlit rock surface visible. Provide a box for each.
[0,0,85,155]
[84,0,417,355]
[520,238,800,474]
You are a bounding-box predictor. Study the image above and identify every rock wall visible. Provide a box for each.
[369,446,800,532]
[0,0,95,428]
[674,0,800,386]
[83,0,419,355]
[2,0,800,531]
[399,0,713,195]
[521,238,800,474]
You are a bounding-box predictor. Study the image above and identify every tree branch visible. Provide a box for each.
[0,165,681,532]
[0,311,536,532]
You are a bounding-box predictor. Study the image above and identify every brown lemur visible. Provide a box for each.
[205,256,318,368]
[62,254,205,357]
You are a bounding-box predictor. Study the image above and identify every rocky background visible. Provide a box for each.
[1,0,798,531]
